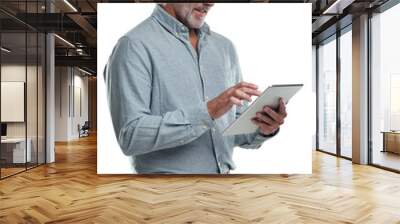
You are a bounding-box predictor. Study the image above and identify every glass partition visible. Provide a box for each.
[26,0,43,169]
[339,28,352,158]
[371,3,400,171]
[38,32,45,165]
[0,1,46,179]
[317,36,337,155]
[1,30,28,177]
[27,31,38,169]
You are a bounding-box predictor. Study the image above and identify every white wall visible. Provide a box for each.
[1,65,39,138]
[72,72,89,138]
[55,67,89,141]
[1,64,46,163]
[98,3,312,174]
[55,67,68,141]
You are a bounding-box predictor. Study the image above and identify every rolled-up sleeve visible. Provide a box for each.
[105,37,215,156]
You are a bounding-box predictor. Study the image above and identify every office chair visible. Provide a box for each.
[79,121,90,138]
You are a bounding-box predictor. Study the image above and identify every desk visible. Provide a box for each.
[381,131,400,154]
[1,138,31,163]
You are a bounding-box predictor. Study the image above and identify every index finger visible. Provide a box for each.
[278,98,287,117]
[239,87,261,97]
[236,82,258,90]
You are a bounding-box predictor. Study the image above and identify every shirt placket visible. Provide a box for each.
[174,27,225,174]
[176,27,226,173]
[196,32,225,174]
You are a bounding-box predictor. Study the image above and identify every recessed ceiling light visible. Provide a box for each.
[323,0,355,15]
[63,0,78,12]
[77,67,92,76]
[1,47,11,53]
[54,34,75,48]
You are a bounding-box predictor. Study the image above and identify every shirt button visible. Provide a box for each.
[205,96,209,100]
[202,125,208,130]
[218,162,221,167]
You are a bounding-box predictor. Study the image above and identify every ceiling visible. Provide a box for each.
[0,0,394,75]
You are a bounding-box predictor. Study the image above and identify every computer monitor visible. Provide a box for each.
[1,123,7,137]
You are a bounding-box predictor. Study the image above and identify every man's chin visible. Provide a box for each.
[187,18,205,29]
[189,23,204,29]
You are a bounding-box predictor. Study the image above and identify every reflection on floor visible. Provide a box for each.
[0,162,42,178]
[373,150,400,171]
[0,134,400,223]
[0,167,25,178]
[341,147,352,158]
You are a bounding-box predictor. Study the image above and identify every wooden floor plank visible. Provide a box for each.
[0,134,400,223]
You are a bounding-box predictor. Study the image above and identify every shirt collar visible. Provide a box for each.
[151,4,210,37]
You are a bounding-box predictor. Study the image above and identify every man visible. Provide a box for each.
[105,3,287,174]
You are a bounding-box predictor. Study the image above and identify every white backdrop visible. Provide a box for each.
[97,3,313,174]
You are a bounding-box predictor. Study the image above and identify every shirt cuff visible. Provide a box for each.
[259,128,280,138]
[183,101,216,130]
[253,128,280,143]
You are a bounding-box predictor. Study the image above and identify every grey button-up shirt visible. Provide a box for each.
[105,5,273,174]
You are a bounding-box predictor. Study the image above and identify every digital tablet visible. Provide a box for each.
[223,84,303,136]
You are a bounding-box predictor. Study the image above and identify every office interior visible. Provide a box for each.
[0,0,399,223]
[0,0,97,179]
[314,0,400,172]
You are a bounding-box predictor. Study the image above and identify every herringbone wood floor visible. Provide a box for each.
[1,134,400,224]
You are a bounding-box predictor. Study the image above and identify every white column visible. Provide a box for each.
[46,1,55,163]
[46,33,55,163]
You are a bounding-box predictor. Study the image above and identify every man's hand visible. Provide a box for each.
[207,82,261,119]
[251,98,287,136]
